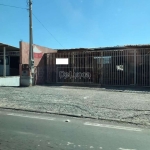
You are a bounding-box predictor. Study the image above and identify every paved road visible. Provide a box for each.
[0,110,150,150]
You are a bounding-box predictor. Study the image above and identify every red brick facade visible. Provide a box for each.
[20,41,57,84]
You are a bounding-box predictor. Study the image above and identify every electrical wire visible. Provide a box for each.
[0,3,28,10]
[0,3,65,48]
[32,13,64,48]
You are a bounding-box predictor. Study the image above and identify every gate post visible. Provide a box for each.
[149,52,150,86]
[44,54,47,84]
[134,49,137,85]
[3,47,6,77]
[72,52,74,83]
[100,51,103,85]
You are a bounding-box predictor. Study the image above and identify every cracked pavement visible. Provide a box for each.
[0,86,150,126]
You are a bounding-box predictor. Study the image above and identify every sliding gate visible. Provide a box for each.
[46,48,150,87]
[46,51,96,84]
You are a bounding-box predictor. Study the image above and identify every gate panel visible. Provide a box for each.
[101,49,140,86]
[46,48,150,87]
[136,49,150,86]
[46,53,56,83]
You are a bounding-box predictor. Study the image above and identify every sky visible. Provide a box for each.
[0,0,150,49]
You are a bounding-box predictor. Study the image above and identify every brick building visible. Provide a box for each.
[0,41,150,87]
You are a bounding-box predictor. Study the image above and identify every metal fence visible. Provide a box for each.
[45,48,150,87]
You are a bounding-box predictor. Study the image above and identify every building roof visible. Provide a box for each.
[56,44,150,52]
[0,42,19,52]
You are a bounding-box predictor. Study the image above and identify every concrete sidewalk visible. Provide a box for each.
[0,86,150,126]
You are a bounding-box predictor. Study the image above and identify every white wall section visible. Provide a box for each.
[0,76,20,86]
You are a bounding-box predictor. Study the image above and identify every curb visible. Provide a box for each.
[0,107,149,127]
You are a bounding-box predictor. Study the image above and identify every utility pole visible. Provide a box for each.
[29,0,34,85]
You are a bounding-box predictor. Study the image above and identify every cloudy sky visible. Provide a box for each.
[0,0,150,49]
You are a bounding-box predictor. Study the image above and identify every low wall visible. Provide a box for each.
[0,76,20,86]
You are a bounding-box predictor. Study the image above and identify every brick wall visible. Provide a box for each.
[20,41,57,84]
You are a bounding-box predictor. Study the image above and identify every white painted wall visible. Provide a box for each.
[0,76,20,86]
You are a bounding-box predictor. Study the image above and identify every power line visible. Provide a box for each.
[32,13,64,48]
[0,3,65,48]
[0,3,27,10]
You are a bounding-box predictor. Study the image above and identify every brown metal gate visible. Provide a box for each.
[46,51,96,84]
[46,48,150,87]
[136,49,150,86]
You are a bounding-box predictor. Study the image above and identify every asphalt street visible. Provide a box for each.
[0,109,150,150]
